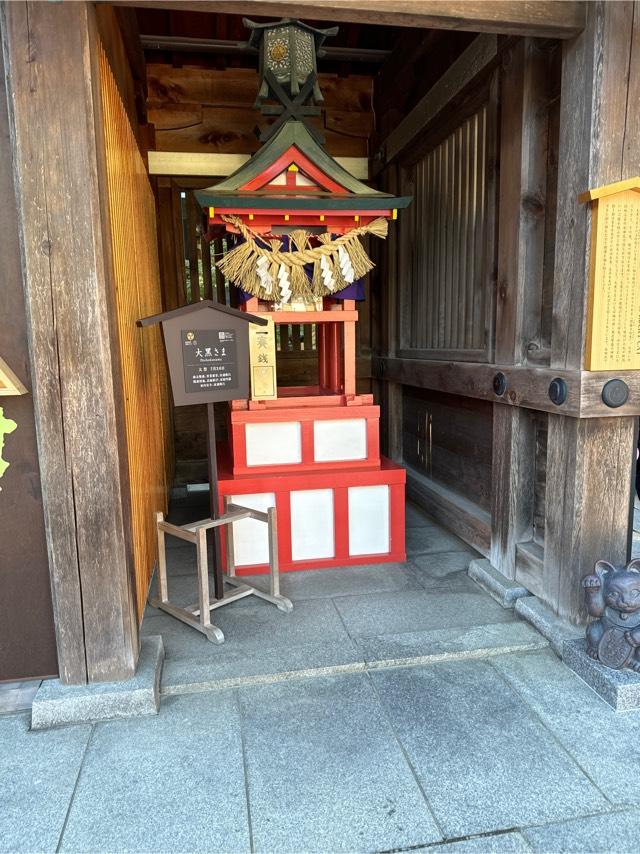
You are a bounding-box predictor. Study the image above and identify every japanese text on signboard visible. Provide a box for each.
[182,329,238,393]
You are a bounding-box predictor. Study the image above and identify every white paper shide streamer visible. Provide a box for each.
[277,263,292,303]
[256,255,273,295]
[320,254,336,292]
[338,245,355,283]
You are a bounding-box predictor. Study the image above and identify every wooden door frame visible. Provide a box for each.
[106,1,586,40]
[1,0,138,684]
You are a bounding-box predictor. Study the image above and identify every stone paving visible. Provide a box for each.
[3,502,640,853]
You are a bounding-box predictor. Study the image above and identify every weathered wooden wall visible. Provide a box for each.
[374,4,640,624]
[396,91,496,361]
[0,40,58,682]
[99,41,173,618]
[3,1,139,683]
[147,65,372,157]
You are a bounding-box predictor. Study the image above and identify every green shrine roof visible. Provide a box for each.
[195,120,411,212]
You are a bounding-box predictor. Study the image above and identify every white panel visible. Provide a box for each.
[313,418,367,462]
[348,485,390,556]
[245,422,302,466]
[290,489,334,561]
[230,492,275,566]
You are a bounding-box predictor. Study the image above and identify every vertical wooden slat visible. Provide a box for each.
[201,236,213,301]
[171,186,188,305]
[186,191,201,301]
[213,238,227,304]
[397,91,495,360]
[472,104,487,351]
[98,43,172,618]
[459,119,470,349]
[425,152,435,349]
[465,112,479,349]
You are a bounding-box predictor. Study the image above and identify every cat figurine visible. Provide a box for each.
[582,559,640,671]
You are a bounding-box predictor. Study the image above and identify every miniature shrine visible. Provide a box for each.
[194,18,412,574]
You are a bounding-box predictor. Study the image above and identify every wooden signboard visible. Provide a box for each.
[249,318,277,400]
[139,300,266,407]
[139,300,267,600]
[581,178,640,371]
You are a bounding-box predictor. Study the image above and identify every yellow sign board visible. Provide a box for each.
[249,318,277,400]
[581,178,640,371]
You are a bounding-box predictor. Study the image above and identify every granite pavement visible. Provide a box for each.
[3,501,640,853]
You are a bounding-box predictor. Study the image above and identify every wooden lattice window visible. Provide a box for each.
[397,89,497,362]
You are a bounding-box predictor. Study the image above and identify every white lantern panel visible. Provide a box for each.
[290,488,334,561]
[230,492,275,566]
[245,421,302,466]
[348,485,390,556]
[313,418,367,462]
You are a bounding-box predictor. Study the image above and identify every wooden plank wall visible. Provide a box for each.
[3,1,140,683]
[377,6,640,623]
[397,99,495,361]
[99,42,173,617]
[403,388,493,512]
[375,34,562,562]
[147,65,372,158]
[0,41,58,681]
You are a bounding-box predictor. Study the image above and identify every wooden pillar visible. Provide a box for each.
[318,323,329,391]
[381,164,403,463]
[328,323,341,393]
[1,1,139,682]
[542,0,640,622]
[490,40,549,578]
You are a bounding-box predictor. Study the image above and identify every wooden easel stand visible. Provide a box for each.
[151,503,293,644]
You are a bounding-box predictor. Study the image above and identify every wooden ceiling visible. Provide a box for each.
[135,8,404,75]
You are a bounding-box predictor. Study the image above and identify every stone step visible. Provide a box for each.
[160,620,548,697]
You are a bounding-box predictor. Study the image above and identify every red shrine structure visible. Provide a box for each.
[195,18,411,575]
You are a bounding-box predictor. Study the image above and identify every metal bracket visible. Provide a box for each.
[258,70,324,144]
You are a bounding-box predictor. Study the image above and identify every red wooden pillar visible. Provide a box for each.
[328,323,342,392]
[342,299,356,396]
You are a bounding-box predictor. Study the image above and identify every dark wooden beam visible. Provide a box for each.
[115,7,148,91]
[378,165,403,464]
[381,33,499,164]
[107,1,586,39]
[2,1,139,683]
[374,356,640,420]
